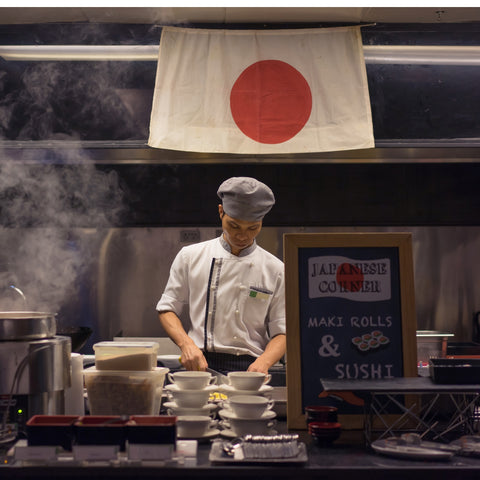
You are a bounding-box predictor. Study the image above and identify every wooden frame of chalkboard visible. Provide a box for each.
[284,233,417,430]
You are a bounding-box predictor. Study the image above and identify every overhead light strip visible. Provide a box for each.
[0,45,158,62]
[364,45,480,66]
[1,45,480,65]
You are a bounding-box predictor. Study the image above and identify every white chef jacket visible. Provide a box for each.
[156,236,285,357]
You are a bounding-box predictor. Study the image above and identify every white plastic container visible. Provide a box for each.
[84,366,168,415]
[416,331,454,364]
[93,341,159,371]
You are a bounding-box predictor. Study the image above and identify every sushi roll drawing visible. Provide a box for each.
[358,342,370,353]
[353,331,391,353]
[378,335,390,346]
[352,336,363,346]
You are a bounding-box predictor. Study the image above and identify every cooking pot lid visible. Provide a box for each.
[0,311,57,341]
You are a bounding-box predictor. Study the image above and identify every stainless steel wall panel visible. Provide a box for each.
[1,226,480,351]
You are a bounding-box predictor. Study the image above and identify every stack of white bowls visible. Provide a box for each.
[218,394,277,437]
[163,371,219,439]
[218,371,276,437]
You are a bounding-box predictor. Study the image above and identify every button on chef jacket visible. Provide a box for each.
[156,236,285,357]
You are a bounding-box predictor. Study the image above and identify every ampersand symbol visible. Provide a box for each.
[318,334,340,357]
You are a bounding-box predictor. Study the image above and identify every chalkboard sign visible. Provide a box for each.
[284,233,417,429]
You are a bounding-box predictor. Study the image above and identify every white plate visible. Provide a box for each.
[371,440,454,461]
[165,383,218,393]
[450,437,480,457]
[219,384,274,396]
[163,401,216,412]
[218,408,276,421]
[220,428,278,439]
[177,428,220,440]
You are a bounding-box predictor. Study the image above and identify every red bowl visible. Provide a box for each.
[308,422,342,445]
[309,421,341,430]
[305,406,338,414]
[308,421,341,445]
[305,405,338,424]
[311,431,341,445]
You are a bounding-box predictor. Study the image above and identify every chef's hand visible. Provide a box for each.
[179,343,208,372]
[246,334,286,374]
[247,357,270,375]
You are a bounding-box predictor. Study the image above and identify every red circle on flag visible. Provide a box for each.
[230,60,312,144]
[336,263,364,292]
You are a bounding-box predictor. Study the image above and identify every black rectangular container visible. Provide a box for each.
[429,357,480,384]
[127,415,176,444]
[446,342,480,357]
[74,415,128,450]
[26,415,79,450]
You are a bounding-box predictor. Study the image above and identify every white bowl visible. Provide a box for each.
[224,395,274,419]
[165,384,216,408]
[219,414,277,436]
[219,384,273,397]
[219,408,276,421]
[176,415,218,438]
[226,371,271,391]
[163,401,216,417]
[168,371,216,389]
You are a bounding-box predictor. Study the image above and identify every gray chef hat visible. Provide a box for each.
[217,177,275,222]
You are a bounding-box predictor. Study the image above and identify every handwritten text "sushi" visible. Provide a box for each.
[335,363,394,379]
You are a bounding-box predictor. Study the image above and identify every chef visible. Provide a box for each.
[156,177,286,374]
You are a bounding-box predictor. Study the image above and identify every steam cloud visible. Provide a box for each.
[0,152,125,315]
[0,23,157,321]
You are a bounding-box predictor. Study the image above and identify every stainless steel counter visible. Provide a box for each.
[3,428,480,480]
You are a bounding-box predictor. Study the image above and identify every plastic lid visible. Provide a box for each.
[83,366,168,375]
[93,341,160,350]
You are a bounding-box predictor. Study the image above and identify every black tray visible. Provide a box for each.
[429,358,480,384]
[446,342,480,356]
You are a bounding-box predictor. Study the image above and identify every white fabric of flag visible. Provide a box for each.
[148,26,374,154]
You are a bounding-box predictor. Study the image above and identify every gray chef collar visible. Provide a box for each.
[219,235,257,257]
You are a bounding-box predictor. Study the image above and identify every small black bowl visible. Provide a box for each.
[305,405,338,424]
[309,421,342,445]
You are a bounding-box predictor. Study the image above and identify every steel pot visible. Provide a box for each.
[0,311,56,341]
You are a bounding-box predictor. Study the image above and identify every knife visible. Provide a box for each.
[206,367,228,386]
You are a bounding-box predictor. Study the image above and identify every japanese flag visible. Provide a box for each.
[148,26,374,154]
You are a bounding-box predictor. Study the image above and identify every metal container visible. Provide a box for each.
[0,311,56,340]
[0,336,71,396]
[0,335,71,425]
[416,330,454,365]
